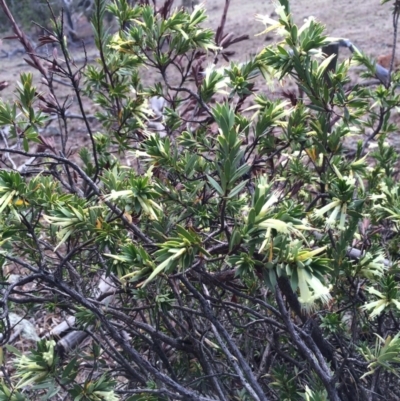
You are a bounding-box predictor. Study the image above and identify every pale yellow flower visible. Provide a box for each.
[297,268,332,311]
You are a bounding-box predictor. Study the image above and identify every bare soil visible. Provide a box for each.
[0,0,398,149]
[1,0,396,92]
[209,0,395,63]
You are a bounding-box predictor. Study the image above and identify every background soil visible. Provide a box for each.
[0,0,398,149]
[1,0,396,92]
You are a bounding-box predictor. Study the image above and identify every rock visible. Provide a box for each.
[377,54,400,70]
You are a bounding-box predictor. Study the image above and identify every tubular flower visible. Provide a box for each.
[297,268,332,311]
[313,198,348,230]
[93,390,119,401]
[258,219,311,253]
[361,287,400,319]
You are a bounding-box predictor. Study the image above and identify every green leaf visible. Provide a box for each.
[207,175,224,196]
[228,180,248,199]
[176,225,197,242]
[23,137,29,152]
[5,344,22,356]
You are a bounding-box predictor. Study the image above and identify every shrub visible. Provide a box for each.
[1,0,400,400]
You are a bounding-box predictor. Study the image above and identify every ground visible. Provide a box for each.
[0,0,398,150]
[0,0,396,91]
[209,0,395,61]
